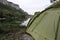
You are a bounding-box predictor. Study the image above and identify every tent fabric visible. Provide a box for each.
[26,5,60,40]
[27,12,41,27]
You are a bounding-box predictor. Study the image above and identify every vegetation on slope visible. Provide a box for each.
[0,3,29,32]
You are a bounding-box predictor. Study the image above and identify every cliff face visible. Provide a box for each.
[0,0,20,10]
[7,2,20,10]
[0,0,7,5]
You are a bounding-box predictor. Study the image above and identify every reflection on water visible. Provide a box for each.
[20,18,31,27]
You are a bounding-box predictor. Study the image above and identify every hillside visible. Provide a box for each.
[0,3,29,32]
[0,2,33,40]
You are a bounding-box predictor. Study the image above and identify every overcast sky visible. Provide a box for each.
[8,0,51,15]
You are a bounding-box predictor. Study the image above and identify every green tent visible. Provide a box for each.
[26,3,60,40]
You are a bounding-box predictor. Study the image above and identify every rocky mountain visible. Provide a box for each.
[0,2,30,32]
[0,0,33,40]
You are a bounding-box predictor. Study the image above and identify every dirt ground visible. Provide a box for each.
[0,27,26,40]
